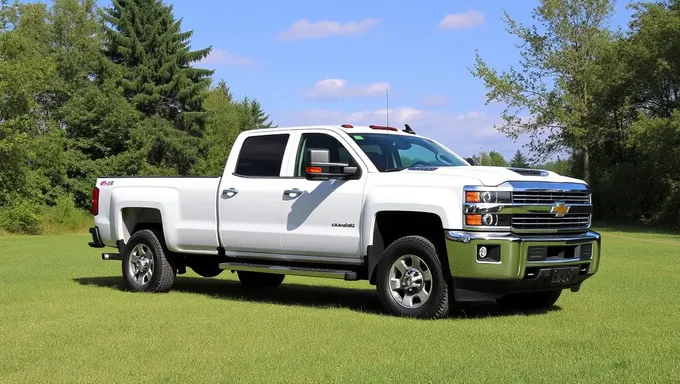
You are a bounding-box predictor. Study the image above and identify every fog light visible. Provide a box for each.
[477,244,501,262]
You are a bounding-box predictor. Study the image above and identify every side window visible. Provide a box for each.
[294,133,358,177]
[235,134,289,177]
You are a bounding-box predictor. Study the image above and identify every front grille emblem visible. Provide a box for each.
[550,201,570,218]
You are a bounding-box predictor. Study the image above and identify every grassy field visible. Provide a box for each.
[1,229,679,383]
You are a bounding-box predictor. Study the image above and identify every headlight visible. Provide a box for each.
[463,186,512,230]
[465,191,498,203]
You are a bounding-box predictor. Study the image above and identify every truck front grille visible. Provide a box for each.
[512,213,591,231]
[512,191,590,205]
[510,184,592,233]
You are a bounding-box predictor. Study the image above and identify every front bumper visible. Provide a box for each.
[444,230,601,301]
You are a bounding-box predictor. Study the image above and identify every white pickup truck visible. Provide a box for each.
[88,123,601,319]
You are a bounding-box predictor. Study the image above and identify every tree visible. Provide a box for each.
[197,87,255,175]
[101,0,214,174]
[470,0,615,184]
[216,79,233,101]
[488,151,508,166]
[478,151,492,166]
[536,158,571,175]
[240,95,275,128]
[510,150,530,168]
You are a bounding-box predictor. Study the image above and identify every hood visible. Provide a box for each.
[402,165,585,187]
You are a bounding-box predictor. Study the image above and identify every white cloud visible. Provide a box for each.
[278,18,381,41]
[301,79,389,100]
[196,49,255,68]
[420,94,450,107]
[437,10,485,31]
[273,106,531,159]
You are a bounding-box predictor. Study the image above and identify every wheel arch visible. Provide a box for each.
[366,210,450,285]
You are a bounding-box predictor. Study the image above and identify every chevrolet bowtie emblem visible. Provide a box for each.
[551,202,570,218]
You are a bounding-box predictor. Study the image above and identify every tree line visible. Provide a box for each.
[472,0,680,229]
[2,0,678,234]
[0,0,273,233]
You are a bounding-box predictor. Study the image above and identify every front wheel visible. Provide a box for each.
[496,290,562,311]
[122,229,176,292]
[375,236,450,319]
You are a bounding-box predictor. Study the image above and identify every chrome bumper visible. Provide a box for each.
[444,230,601,280]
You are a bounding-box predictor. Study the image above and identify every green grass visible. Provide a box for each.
[1,229,679,383]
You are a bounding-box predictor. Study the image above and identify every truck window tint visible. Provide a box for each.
[235,134,290,177]
[295,133,358,177]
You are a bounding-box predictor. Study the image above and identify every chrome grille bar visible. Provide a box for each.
[507,181,592,233]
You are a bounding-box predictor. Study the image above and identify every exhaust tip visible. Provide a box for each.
[102,253,122,261]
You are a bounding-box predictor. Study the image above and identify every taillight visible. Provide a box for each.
[92,187,99,216]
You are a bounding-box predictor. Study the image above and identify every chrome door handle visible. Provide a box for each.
[283,188,303,198]
[221,188,238,199]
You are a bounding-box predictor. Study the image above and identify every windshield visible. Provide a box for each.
[347,133,469,171]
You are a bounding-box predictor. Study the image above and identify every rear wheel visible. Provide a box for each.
[122,229,176,292]
[496,290,562,311]
[237,271,285,288]
[375,235,450,319]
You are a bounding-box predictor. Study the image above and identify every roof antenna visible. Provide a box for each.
[385,89,389,127]
[403,123,415,134]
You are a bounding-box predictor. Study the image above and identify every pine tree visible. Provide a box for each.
[240,95,275,128]
[510,150,530,168]
[101,0,214,174]
[216,79,233,102]
[102,0,213,131]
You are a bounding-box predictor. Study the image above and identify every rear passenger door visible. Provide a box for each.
[218,133,293,256]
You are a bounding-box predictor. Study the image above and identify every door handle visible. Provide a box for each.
[283,188,303,198]
[221,188,238,199]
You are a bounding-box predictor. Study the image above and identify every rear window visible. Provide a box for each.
[235,134,289,177]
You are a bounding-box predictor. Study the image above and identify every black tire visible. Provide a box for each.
[375,235,450,319]
[496,290,562,311]
[122,229,176,292]
[190,262,223,278]
[237,271,285,288]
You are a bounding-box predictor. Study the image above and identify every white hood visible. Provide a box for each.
[402,165,585,187]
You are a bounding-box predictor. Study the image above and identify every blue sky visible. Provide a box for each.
[166,1,631,160]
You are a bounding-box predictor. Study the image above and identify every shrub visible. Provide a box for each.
[41,194,92,235]
[0,200,43,235]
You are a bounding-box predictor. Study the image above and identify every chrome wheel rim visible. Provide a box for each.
[128,244,154,286]
[388,254,433,309]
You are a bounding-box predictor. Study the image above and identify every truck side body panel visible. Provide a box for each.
[94,177,220,254]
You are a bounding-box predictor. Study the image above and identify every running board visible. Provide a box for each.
[218,262,358,281]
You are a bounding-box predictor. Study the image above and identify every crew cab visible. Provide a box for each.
[88,124,601,319]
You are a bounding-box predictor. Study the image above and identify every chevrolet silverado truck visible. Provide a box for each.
[88,123,601,319]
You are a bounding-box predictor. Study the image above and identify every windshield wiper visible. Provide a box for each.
[383,167,407,172]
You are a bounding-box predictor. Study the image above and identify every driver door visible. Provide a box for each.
[280,130,367,260]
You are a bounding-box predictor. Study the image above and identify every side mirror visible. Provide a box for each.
[305,149,357,180]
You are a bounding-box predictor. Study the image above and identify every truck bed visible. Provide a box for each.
[94,176,222,254]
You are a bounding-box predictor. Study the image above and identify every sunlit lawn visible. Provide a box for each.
[1,228,679,383]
